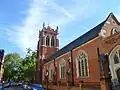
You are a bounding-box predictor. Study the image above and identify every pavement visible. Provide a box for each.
[4,86,24,90]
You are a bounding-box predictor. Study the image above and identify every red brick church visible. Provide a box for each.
[36,13,120,90]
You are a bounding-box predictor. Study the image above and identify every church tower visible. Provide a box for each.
[36,22,59,83]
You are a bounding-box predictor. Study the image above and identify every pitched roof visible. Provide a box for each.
[46,20,106,61]
[46,12,120,62]
[106,12,120,25]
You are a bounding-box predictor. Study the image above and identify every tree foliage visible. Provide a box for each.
[3,48,36,83]
[3,53,22,81]
[20,48,36,82]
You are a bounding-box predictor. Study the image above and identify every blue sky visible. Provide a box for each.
[0,0,120,56]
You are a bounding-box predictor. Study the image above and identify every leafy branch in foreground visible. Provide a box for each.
[3,48,36,83]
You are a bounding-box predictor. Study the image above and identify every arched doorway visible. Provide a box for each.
[117,69,120,83]
[109,45,120,86]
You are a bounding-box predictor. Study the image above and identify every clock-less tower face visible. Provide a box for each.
[36,24,59,83]
[38,25,59,60]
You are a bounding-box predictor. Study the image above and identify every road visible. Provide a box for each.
[4,86,24,90]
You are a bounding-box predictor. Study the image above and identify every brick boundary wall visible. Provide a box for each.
[43,82,100,90]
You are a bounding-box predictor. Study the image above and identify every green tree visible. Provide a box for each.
[3,53,22,81]
[3,48,36,83]
[19,48,36,83]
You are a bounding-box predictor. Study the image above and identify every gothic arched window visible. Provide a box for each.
[46,36,50,46]
[114,54,119,64]
[114,50,120,64]
[40,37,43,45]
[51,36,55,47]
[76,50,89,77]
[78,60,81,76]
[84,58,88,76]
[59,59,66,79]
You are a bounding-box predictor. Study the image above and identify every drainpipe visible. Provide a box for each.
[97,48,101,78]
[54,59,57,84]
[70,50,74,86]
[39,45,43,84]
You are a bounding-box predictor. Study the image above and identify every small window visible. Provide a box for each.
[114,51,120,64]
[112,21,115,24]
[46,36,50,46]
[51,36,55,47]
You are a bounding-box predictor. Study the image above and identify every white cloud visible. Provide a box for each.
[7,0,97,53]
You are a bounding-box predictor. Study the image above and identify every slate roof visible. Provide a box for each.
[46,20,106,61]
[46,12,120,62]
[107,13,120,25]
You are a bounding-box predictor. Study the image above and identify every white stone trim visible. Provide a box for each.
[44,60,54,66]
[99,29,106,38]
[42,67,46,80]
[106,21,111,24]
[56,52,70,60]
[49,35,51,47]
[49,63,54,80]
[59,58,66,79]
[73,36,100,51]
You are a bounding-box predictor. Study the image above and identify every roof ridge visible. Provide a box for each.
[106,12,120,25]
